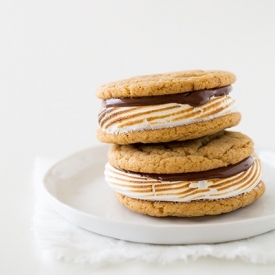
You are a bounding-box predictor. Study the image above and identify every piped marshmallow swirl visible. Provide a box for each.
[104,155,262,202]
[99,94,237,134]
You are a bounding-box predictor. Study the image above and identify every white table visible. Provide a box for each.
[1,1,275,274]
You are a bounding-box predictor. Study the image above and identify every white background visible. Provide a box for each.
[1,0,275,274]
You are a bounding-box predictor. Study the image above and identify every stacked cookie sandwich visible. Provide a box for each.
[96,70,265,217]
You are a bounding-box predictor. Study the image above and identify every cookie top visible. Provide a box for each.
[96,70,236,99]
[108,131,254,174]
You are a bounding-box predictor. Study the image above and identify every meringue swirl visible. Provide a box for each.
[104,155,262,202]
[99,95,237,134]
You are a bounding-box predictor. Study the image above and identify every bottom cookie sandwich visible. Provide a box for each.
[104,131,265,217]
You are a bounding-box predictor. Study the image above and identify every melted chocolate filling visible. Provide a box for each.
[123,156,253,182]
[103,85,232,108]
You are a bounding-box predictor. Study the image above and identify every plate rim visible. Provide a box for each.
[42,145,275,244]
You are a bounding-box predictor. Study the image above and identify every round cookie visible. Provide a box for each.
[108,131,254,174]
[97,113,241,145]
[115,182,265,217]
[96,70,236,98]
[96,70,241,144]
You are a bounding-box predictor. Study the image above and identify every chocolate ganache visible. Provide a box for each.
[122,156,253,182]
[103,85,232,108]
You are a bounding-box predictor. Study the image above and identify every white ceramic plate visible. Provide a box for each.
[43,145,275,244]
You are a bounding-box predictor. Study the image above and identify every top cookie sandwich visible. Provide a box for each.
[96,70,241,144]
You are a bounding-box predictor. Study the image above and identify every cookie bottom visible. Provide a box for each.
[97,112,241,144]
[115,181,265,217]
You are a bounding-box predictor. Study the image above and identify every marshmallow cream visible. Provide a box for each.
[98,86,237,134]
[104,155,262,202]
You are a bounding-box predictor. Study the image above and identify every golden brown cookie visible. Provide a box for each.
[97,113,241,145]
[114,182,265,217]
[96,70,240,144]
[96,70,236,98]
[108,131,254,174]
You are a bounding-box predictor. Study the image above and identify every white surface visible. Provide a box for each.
[33,156,275,265]
[1,0,275,274]
[43,146,275,245]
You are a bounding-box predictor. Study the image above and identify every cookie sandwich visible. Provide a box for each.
[97,70,241,144]
[104,131,265,217]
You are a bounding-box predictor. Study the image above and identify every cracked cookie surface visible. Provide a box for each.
[108,130,254,173]
[96,70,236,99]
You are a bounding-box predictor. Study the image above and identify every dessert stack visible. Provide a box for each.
[96,70,265,217]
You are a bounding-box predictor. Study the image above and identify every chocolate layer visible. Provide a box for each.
[103,85,232,108]
[122,156,253,182]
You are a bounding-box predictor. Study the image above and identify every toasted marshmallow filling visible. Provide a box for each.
[99,95,237,134]
[104,155,262,202]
